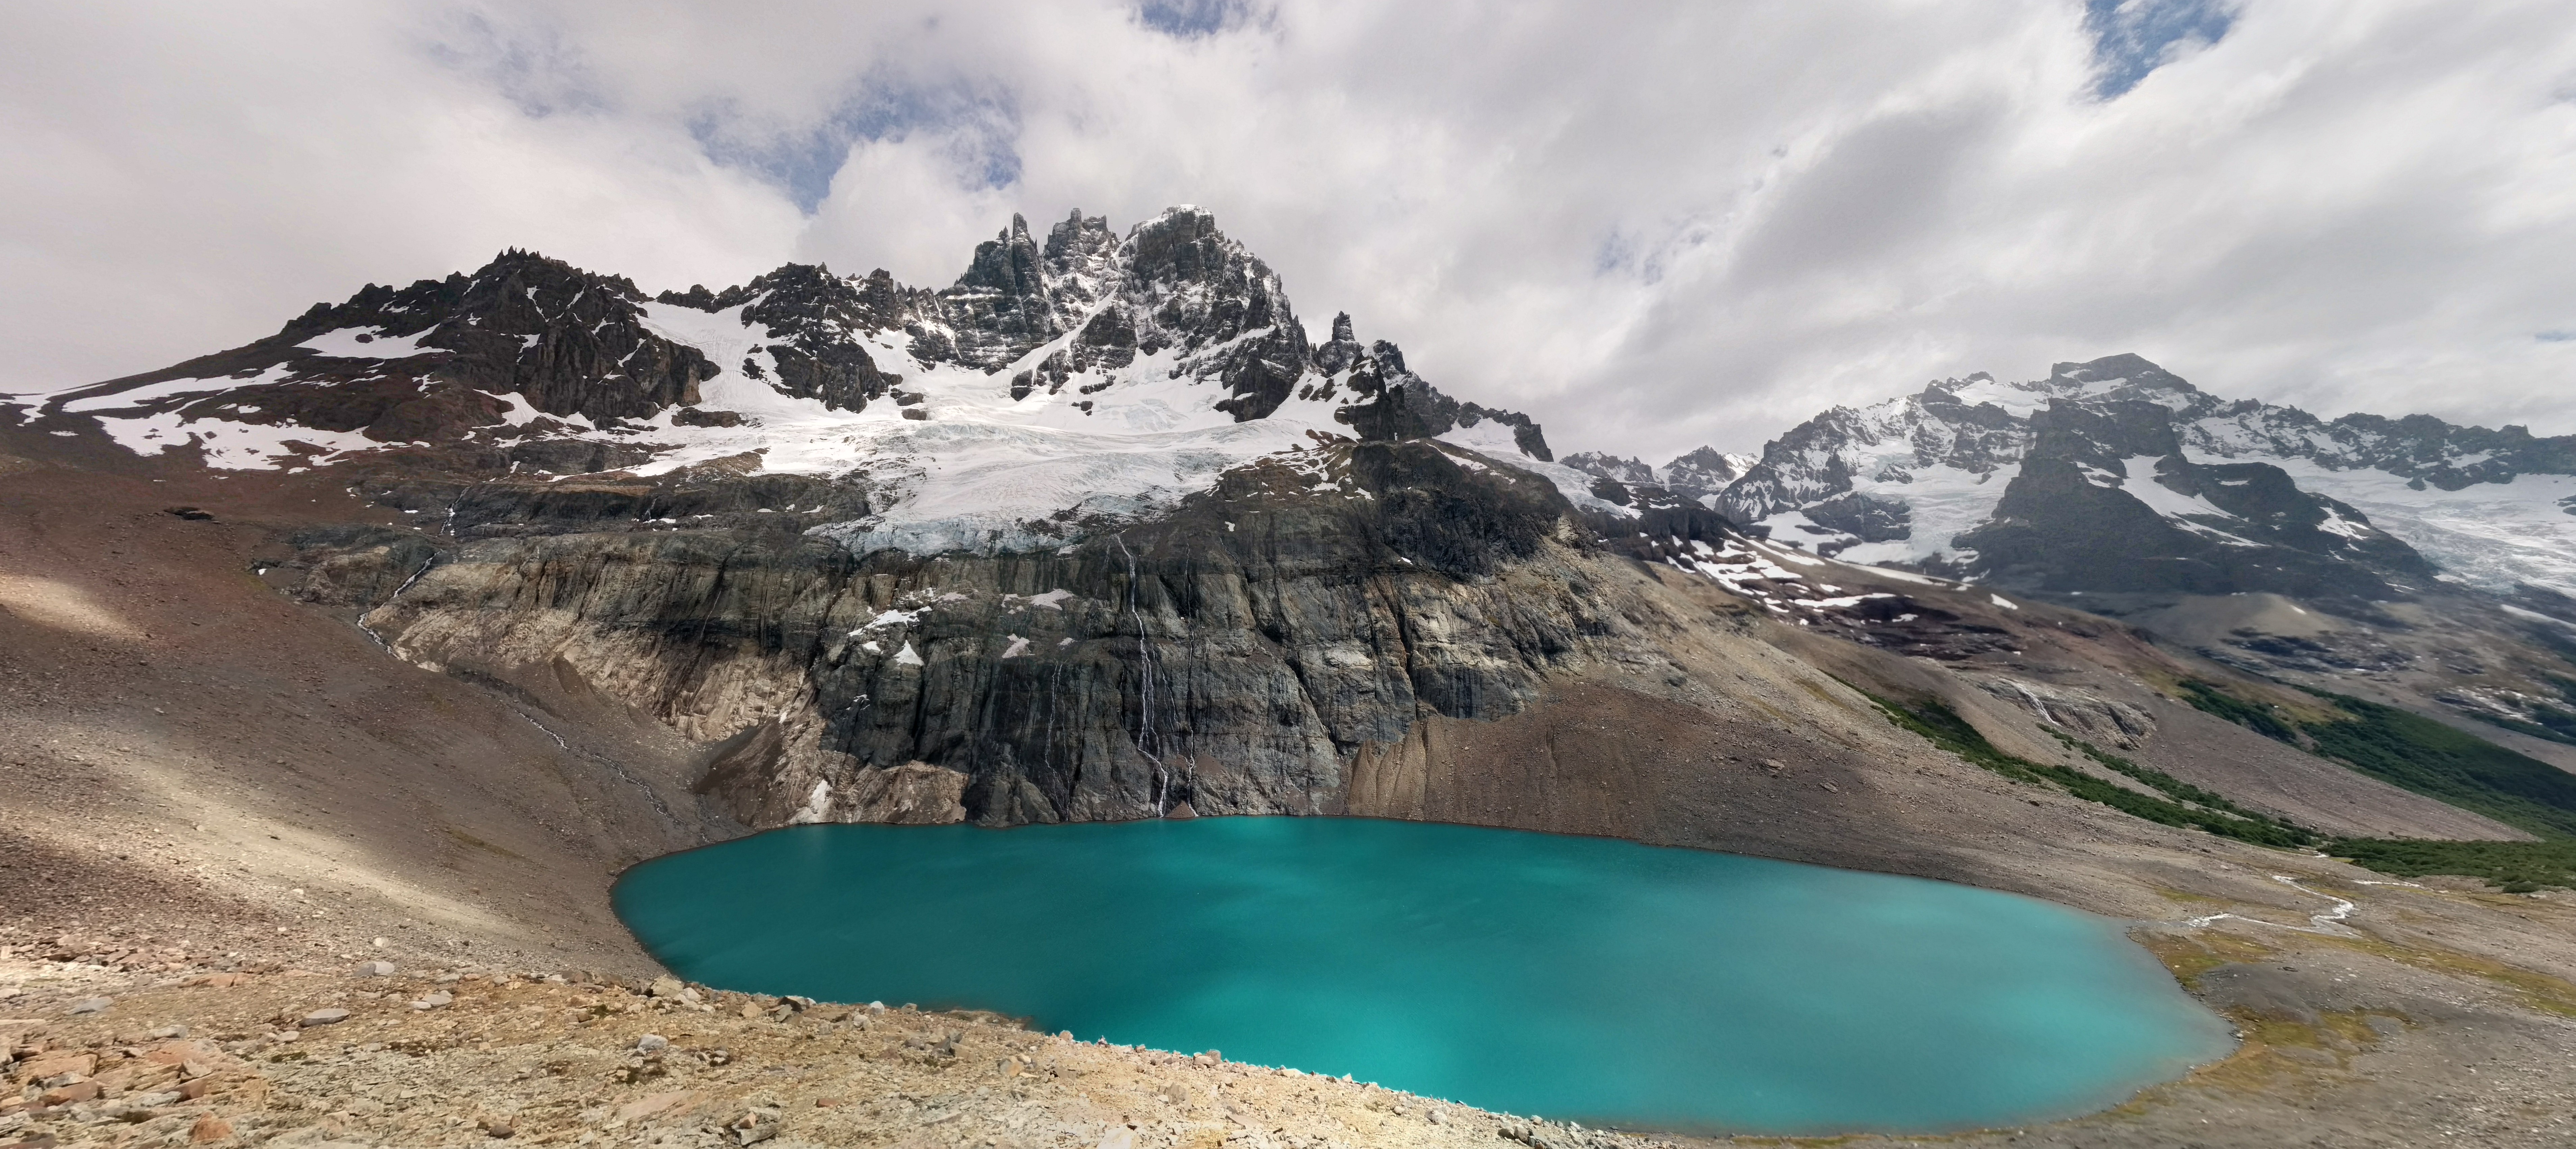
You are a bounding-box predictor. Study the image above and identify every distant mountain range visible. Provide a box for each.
[1565,354,2576,604]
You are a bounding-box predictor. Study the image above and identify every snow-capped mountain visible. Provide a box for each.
[1561,446,1757,508]
[1714,353,2576,598]
[20,206,1617,555]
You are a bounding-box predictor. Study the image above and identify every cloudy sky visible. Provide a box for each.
[5,0,2574,459]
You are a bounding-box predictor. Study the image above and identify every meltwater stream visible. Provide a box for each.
[613,818,2231,1135]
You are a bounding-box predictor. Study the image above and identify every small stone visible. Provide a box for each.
[646,977,685,999]
[357,961,397,977]
[19,1053,97,1080]
[636,1034,669,1054]
[371,937,389,948]
[188,1115,232,1143]
[179,1078,215,1101]
[301,1008,352,1027]
[145,1025,190,1039]
[411,992,453,1010]
[482,1120,515,1139]
[38,1081,101,1107]
[66,997,112,1016]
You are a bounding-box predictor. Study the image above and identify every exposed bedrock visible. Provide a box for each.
[308,440,1683,829]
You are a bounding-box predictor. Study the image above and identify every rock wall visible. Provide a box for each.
[299,439,1730,831]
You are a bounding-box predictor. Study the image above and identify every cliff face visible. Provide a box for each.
[292,439,1711,831]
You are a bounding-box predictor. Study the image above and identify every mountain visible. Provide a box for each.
[1563,445,1757,508]
[15,207,2576,1146]
[1714,353,2576,599]
[1717,352,2576,748]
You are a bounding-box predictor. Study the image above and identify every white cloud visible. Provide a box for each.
[5,0,2574,461]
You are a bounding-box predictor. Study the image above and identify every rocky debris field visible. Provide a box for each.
[1,955,1666,1149]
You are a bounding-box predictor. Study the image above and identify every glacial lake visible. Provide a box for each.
[612,818,2231,1135]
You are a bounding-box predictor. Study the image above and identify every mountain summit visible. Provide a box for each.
[28,206,1571,555]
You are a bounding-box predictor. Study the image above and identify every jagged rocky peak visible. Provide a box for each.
[1270,308,1551,461]
[1715,352,2205,531]
[680,263,901,413]
[43,204,1571,544]
[1310,311,1367,378]
[428,250,717,423]
[1661,447,1756,500]
[941,212,1061,369]
[1559,447,1758,511]
[1561,453,1658,486]
[49,246,719,448]
[2042,352,2204,408]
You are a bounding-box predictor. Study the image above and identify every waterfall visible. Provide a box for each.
[1115,534,1167,816]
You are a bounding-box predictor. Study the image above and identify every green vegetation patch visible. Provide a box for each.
[2180,680,2576,840]
[1858,689,2318,849]
[2325,839,2576,894]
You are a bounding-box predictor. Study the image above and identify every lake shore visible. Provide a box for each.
[8,873,2576,1148]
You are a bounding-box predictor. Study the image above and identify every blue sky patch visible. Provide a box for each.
[691,84,1021,214]
[1138,0,1254,38]
[2085,0,2236,99]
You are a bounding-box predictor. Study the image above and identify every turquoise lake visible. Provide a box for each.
[612,818,2231,1135]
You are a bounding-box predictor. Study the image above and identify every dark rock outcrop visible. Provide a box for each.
[53,249,717,442]
[336,438,1601,827]
[659,264,901,412]
[1957,400,2436,602]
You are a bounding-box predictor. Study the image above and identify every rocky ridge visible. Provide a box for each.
[1697,354,2576,600]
